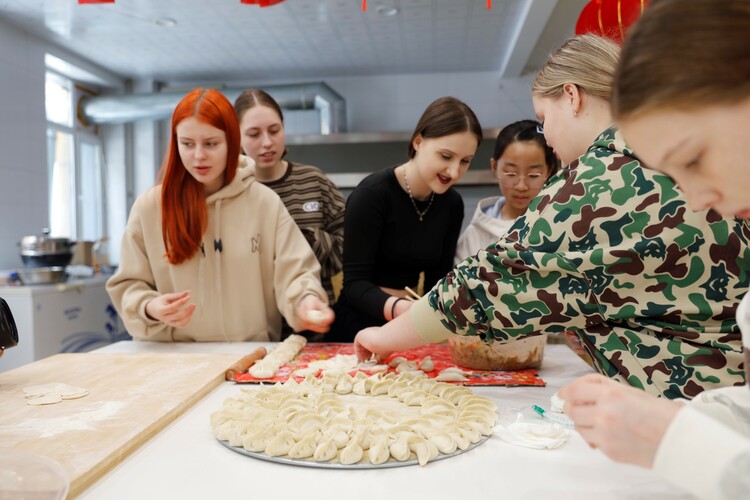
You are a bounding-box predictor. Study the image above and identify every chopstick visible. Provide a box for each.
[404,286,421,301]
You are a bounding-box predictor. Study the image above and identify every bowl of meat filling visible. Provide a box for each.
[447,334,547,371]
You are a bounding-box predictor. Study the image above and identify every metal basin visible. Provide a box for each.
[15,266,68,285]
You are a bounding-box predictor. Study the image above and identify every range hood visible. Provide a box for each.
[78,81,347,134]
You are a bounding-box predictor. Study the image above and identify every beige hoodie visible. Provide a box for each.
[106,162,326,342]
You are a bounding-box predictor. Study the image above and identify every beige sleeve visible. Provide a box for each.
[272,202,328,331]
[105,199,170,341]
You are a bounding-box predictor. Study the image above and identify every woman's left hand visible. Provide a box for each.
[297,295,334,334]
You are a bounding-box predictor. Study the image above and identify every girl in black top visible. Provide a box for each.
[328,97,482,342]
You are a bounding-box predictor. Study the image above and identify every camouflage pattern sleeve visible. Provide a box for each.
[421,127,750,399]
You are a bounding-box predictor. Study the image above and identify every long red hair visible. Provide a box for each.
[160,88,241,264]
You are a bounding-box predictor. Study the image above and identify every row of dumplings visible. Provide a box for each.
[249,334,307,379]
[211,372,497,466]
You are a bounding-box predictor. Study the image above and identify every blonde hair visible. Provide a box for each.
[532,34,620,100]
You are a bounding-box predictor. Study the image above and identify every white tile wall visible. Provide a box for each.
[0,18,48,270]
[0,18,125,270]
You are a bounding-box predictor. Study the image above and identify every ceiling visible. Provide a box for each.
[0,0,587,86]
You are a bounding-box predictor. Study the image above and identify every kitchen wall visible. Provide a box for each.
[0,19,48,270]
[0,17,123,270]
[0,14,537,270]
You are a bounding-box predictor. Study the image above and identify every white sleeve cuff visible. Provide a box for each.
[653,405,750,500]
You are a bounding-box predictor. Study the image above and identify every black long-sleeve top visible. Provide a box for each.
[340,167,464,321]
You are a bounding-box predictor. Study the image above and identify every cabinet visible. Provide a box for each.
[0,275,129,372]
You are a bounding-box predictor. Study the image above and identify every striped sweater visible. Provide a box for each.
[260,161,345,303]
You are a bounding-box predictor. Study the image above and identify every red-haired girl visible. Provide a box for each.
[107,88,333,342]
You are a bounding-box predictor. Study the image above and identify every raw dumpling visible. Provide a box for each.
[288,434,319,459]
[265,430,297,457]
[435,371,469,382]
[395,360,419,373]
[367,434,391,465]
[429,430,457,455]
[313,437,338,462]
[334,375,354,394]
[339,440,364,465]
[418,356,434,372]
[408,434,439,466]
[388,356,407,367]
[389,433,412,462]
[242,430,271,452]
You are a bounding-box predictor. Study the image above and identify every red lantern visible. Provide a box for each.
[240,0,285,6]
[575,0,649,44]
[78,0,115,3]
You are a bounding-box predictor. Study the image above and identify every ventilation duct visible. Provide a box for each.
[78,82,347,133]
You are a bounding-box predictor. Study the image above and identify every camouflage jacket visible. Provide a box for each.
[411,127,750,399]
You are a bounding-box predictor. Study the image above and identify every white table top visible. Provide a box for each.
[81,341,688,500]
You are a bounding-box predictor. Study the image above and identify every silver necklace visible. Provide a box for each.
[402,166,434,222]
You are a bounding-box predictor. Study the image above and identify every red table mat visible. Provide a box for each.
[234,343,545,387]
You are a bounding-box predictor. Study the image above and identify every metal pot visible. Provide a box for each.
[18,229,74,268]
[15,266,68,285]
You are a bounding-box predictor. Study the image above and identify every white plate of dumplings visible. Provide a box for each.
[212,371,496,468]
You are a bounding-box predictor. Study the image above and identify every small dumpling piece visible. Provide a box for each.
[334,375,354,394]
[249,364,276,379]
[401,390,430,406]
[26,392,63,406]
[370,378,394,396]
[442,367,471,376]
[435,371,469,382]
[242,430,270,452]
[288,434,319,459]
[265,431,297,457]
[367,434,391,465]
[313,437,338,462]
[395,360,419,373]
[388,356,408,367]
[418,356,435,372]
[339,440,364,465]
[389,434,412,462]
[408,434,439,466]
[429,430,457,455]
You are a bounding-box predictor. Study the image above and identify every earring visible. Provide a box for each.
[573,110,578,117]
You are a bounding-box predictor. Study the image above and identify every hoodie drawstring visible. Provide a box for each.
[213,198,230,342]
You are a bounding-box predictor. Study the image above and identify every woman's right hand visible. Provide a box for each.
[145,290,195,328]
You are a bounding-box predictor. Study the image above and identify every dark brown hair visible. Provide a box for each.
[408,97,482,158]
[613,0,750,121]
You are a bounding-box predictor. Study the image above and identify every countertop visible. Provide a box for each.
[78,341,687,500]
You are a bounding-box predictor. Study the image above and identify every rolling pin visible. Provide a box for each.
[225,347,267,381]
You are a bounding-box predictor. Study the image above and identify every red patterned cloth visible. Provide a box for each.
[234,343,545,387]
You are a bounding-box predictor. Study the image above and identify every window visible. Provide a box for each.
[45,69,105,241]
